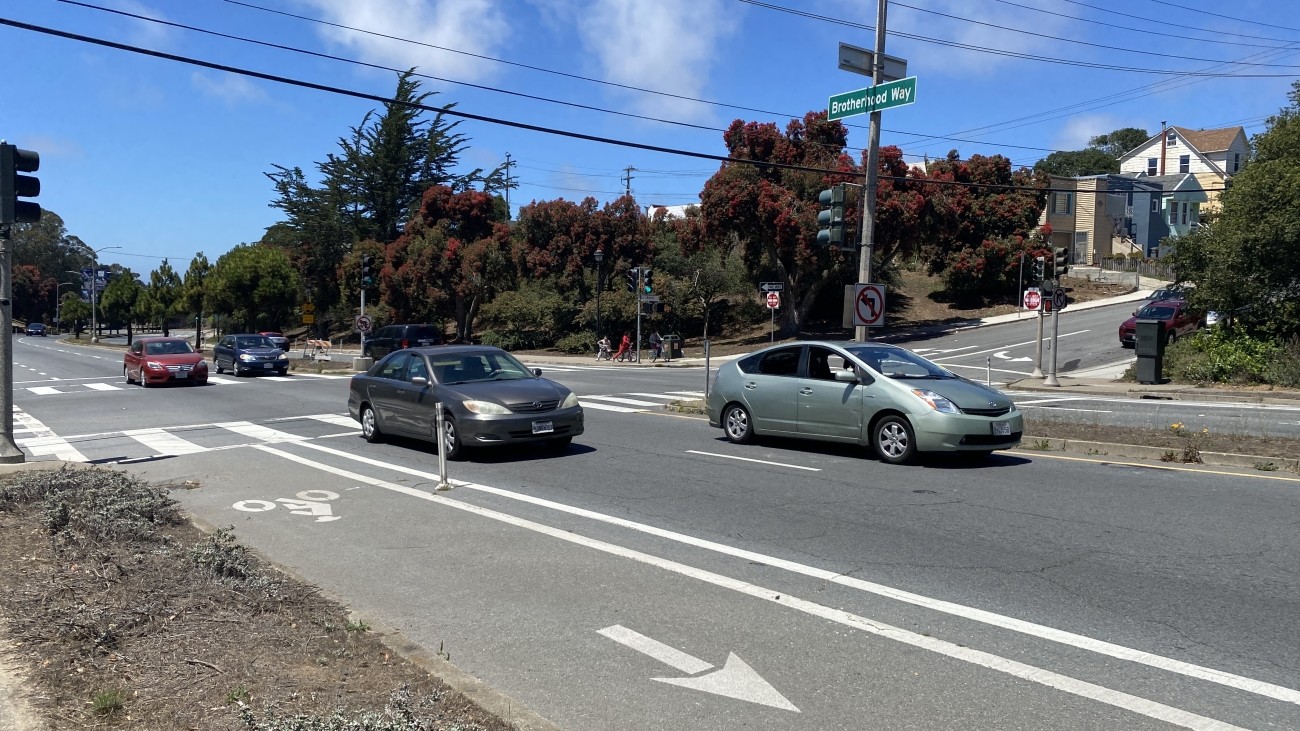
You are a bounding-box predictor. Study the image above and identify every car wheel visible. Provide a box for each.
[873,415,916,465]
[277,369,288,377]
[722,404,754,444]
[546,436,573,452]
[140,372,150,388]
[441,415,464,461]
[360,405,383,443]
[216,359,225,374]
[124,365,134,384]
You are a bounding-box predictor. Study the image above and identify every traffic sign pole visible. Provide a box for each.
[766,292,780,342]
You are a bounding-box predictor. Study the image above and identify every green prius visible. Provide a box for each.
[706,341,1023,465]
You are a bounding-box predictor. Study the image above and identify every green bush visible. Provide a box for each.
[1163,329,1282,384]
[554,331,596,354]
[1263,336,1300,387]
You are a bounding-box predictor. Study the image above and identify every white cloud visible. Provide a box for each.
[1054,114,1126,150]
[106,0,178,49]
[535,0,739,122]
[191,72,269,104]
[296,0,511,82]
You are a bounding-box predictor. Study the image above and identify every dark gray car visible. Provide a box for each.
[706,341,1023,464]
[348,345,583,459]
[212,333,289,377]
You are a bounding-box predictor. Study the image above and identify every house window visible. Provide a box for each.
[1179,155,1190,174]
[1052,192,1072,215]
[1151,198,1159,213]
[1166,130,1177,147]
[1147,158,1158,176]
[1232,152,1240,172]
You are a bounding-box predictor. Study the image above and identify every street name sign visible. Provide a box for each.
[828,77,917,121]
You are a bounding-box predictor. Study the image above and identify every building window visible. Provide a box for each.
[1052,192,1072,215]
[1166,130,1177,147]
[1179,155,1190,174]
[1151,198,1159,213]
[1147,158,1158,176]
[1232,152,1240,172]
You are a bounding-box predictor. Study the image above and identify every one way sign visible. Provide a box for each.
[759,282,784,292]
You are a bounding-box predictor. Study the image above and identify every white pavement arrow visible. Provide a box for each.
[598,625,799,712]
[993,350,1033,362]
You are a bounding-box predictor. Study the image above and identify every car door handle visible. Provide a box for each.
[395,389,407,395]
[799,388,813,395]
[744,382,757,390]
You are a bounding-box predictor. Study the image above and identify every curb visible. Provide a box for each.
[1016,436,1300,472]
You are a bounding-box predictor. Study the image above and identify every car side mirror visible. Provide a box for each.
[410,376,428,387]
[835,369,860,383]
[532,368,543,377]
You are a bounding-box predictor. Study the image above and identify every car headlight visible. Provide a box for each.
[560,392,579,409]
[462,400,511,414]
[276,352,288,361]
[912,389,959,414]
[195,360,208,369]
[238,353,256,361]
[145,360,164,370]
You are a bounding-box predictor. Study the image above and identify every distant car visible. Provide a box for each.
[212,333,289,376]
[259,331,290,351]
[348,345,583,459]
[124,336,209,387]
[25,323,45,337]
[362,324,443,360]
[705,341,1023,465]
[1118,301,1200,347]
[1143,286,1190,304]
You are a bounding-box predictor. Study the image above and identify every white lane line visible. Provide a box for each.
[578,401,642,413]
[686,450,822,472]
[581,396,664,407]
[289,441,1300,708]
[1013,397,1098,405]
[929,330,1089,363]
[628,392,689,400]
[213,421,307,442]
[122,428,207,455]
[13,411,87,462]
[305,414,358,428]
[667,391,706,398]
[290,373,351,379]
[1022,406,1114,414]
[84,382,123,391]
[261,442,1253,730]
[597,625,714,675]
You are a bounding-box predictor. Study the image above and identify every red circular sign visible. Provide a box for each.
[1023,290,1041,310]
[766,292,780,308]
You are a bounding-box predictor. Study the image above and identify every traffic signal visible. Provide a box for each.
[1052,246,1069,279]
[1033,256,1045,282]
[626,267,639,293]
[816,184,846,248]
[642,268,654,293]
[0,143,41,225]
[361,255,375,288]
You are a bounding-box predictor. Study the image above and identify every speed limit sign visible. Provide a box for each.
[355,315,373,333]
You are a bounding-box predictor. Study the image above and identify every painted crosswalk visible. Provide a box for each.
[17,372,352,397]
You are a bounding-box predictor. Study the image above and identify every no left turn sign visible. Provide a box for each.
[852,284,886,327]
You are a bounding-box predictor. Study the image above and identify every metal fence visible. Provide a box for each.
[1097,256,1177,281]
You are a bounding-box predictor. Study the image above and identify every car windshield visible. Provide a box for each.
[843,345,954,379]
[146,340,195,355]
[1136,305,1177,319]
[432,352,533,384]
[236,336,274,349]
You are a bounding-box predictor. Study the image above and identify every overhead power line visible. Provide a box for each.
[0,17,1225,196]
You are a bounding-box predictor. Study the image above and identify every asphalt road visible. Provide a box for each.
[8,335,1300,730]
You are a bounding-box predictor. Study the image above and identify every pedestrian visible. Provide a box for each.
[596,334,612,361]
[649,331,663,362]
[613,331,632,362]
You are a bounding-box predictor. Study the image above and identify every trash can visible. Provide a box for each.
[663,334,682,361]
[1134,319,1165,384]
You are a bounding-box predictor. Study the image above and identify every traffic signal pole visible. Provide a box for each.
[0,225,21,462]
[856,0,888,343]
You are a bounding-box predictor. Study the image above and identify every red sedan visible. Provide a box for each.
[1118,301,1199,347]
[124,337,209,386]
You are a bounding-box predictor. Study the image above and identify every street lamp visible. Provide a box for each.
[54,281,77,334]
[594,247,604,337]
[83,246,121,343]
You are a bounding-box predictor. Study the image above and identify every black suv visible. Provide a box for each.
[362,324,443,360]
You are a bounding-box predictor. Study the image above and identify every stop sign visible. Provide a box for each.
[1023,289,1041,310]
[766,292,780,309]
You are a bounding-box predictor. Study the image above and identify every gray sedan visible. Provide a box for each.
[348,345,583,459]
[706,341,1023,464]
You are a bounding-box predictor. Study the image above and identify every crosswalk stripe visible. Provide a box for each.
[27,386,61,395]
[85,382,124,391]
[291,373,352,380]
[581,395,663,407]
[13,411,87,462]
[206,377,245,385]
[578,401,642,413]
[213,421,307,442]
[306,414,357,428]
[628,392,692,400]
[122,428,206,455]
[666,391,706,398]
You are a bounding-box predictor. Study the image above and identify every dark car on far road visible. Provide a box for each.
[362,323,443,360]
[25,322,46,336]
[348,345,583,459]
[1119,301,1200,347]
[212,333,289,376]
[259,331,290,351]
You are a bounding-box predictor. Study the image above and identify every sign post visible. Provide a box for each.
[766,292,779,342]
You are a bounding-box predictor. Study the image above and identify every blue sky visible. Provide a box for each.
[3,0,1297,278]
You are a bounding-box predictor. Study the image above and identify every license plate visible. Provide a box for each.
[992,421,1011,436]
[175,370,188,379]
[532,420,554,435]
[263,363,273,369]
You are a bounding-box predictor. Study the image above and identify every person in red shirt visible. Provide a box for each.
[613,331,633,362]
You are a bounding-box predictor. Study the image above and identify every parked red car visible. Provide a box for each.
[124,337,209,386]
[1118,301,1199,347]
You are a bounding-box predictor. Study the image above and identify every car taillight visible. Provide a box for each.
[400,338,409,348]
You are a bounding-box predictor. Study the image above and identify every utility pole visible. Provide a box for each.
[622,166,636,197]
[856,0,888,343]
[504,152,513,217]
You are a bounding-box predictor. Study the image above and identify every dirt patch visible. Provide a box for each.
[1024,420,1300,465]
[0,467,518,731]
